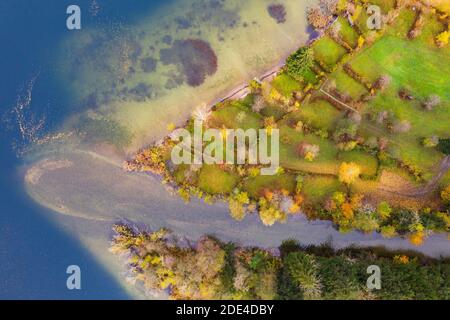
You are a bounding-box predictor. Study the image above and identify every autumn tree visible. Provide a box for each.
[409,231,425,246]
[254,270,278,300]
[296,142,320,161]
[339,162,361,185]
[380,225,397,238]
[229,199,246,221]
[319,0,338,16]
[441,185,450,204]
[435,30,449,48]
[377,201,392,220]
[352,212,380,233]
[252,95,266,113]
[423,135,439,148]
[259,198,286,226]
[307,0,338,30]
[393,255,410,264]
[295,175,304,194]
[333,119,360,151]
[249,79,262,94]
[196,236,226,281]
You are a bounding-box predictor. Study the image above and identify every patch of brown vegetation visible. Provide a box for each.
[160,39,218,87]
[356,170,440,210]
[268,4,287,24]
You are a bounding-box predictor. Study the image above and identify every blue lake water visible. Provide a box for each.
[0,0,171,300]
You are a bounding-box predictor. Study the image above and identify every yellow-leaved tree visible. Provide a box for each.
[409,231,425,246]
[338,162,361,185]
[441,185,450,203]
[436,31,449,48]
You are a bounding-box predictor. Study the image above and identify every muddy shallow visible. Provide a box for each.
[25,148,450,259]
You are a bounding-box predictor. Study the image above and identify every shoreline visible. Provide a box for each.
[216,59,286,103]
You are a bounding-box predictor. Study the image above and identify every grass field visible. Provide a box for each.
[260,104,287,121]
[294,99,342,131]
[173,164,196,185]
[328,68,368,100]
[312,36,348,69]
[369,0,396,13]
[198,165,240,194]
[209,100,263,130]
[355,9,371,34]
[279,126,340,175]
[342,11,450,178]
[271,72,303,98]
[303,176,344,204]
[242,174,296,198]
[302,67,320,85]
[336,16,359,48]
[352,36,449,99]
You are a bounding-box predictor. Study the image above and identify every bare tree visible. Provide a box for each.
[423,94,441,111]
[378,137,389,151]
[252,95,266,113]
[307,6,331,29]
[319,0,338,16]
[373,75,391,91]
[376,110,389,125]
[392,120,411,133]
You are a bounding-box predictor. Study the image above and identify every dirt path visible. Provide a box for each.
[207,56,288,107]
[375,156,450,201]
[405,156,450,197]
[319,88,359,113]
